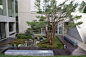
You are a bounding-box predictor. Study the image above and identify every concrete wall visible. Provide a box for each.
[0,15,16,38]
[18,0,41,33]
[0,15,15,22]
[68,27,82,41]
[18,12,40,33]
[68,12,86,44]
[18,0,30,33]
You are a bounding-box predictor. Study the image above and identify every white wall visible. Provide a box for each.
[18,0,41,33]
[68,12,86,44]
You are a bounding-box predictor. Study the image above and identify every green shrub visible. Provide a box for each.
[25,28,33,36]
[17,34,33,40]
[43,36,47,38]
[17,34,28,39]
[11,43,18,47]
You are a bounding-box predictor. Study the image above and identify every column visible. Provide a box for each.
[63,22,64,36]
[13,22,16,37]
[5,22,9,38]
[13,22,16,32]
[58,23,59,34]
[6,0,8,16]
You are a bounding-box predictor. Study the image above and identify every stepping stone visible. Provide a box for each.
[5,50,54,56]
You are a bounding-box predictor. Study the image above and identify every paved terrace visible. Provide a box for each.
[65,34,86,51]
[57,35,86,55]
[0,38,16,53]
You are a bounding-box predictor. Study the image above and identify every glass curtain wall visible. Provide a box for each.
[0,0,6,16]
[8,0,14,17]
[0,23,6,39]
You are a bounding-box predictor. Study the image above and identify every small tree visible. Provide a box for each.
[27,19,47,34]
[27,0,83,45]
[78,1,86,13]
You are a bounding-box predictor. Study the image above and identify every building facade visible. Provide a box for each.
[0,0,16,40]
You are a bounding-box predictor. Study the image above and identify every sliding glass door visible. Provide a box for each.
[0,22,6,39]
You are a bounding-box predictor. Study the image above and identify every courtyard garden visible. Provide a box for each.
[11,32,64,49]
[1,0,85,56]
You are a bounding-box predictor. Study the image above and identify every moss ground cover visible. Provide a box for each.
[37,36,64,49]
[11,39,28,47]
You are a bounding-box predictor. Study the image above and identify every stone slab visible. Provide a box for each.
[5,50,54,56]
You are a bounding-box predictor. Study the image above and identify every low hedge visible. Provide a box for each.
[17,34,32,39]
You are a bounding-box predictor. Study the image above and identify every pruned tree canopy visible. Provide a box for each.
[27,0,83,44]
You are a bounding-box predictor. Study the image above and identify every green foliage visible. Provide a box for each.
[37,36,64,49]
[81,5,86,13]
[36,16,46,21]
[27,16,47,33]
[25,28,33,36]
[34,0,83,31]
[27,0,83,45]
[11,43,18,47]
[17,34,28,39]
[36,35,47,38]
[15,39,28,44]
[27,20,37,30]
[78,1,86,12]
[11,39,28,47]
[17,33,33,40]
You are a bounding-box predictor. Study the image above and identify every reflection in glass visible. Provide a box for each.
[59,23,63,34]
[8,0,14,17]
[0,0,6,16]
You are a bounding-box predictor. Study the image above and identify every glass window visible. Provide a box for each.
[16,22,19,33]
[9,22,14,32]
[15,0,18,13]
[0,0,7,16]
[8,0,14,17]
[0,23,1,39]
[1,23,6,38]
[0,23,6,39]
[59,23,63,34]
